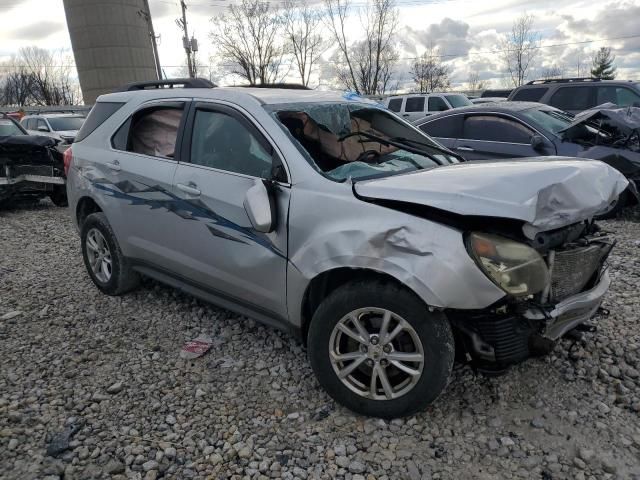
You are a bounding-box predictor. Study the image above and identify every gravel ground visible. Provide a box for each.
[1,201,640,480]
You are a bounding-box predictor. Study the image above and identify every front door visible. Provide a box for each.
[171,102,290,320]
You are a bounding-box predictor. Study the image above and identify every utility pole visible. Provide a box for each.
[139,0,162,80]
[178,0,194,78]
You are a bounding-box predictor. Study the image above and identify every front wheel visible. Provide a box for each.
[307,280,454,418]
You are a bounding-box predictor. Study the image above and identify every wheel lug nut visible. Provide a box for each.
[383,345,391,354]
[380,359,388,367]
[370,336,379,345]
[366,359,374,367]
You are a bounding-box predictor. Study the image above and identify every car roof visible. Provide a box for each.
[413,101,555,124]
[98,87,361,106]
[24,113,85,118]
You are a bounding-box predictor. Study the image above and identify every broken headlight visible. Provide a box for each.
[468,232,549,297]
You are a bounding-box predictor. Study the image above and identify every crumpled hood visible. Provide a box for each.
[354,157,628,235]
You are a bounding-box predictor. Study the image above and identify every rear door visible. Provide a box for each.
[456,114,539,160]
[170,101,290,320]
[100,100,187,267]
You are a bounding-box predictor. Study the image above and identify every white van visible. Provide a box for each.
[384,93,472,122]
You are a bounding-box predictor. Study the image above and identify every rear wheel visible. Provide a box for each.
[307,280,454,418]
[81,212,140,295]
[596,188,631,219]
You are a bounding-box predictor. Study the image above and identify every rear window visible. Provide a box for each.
[75,102,124,143]
[418,115,462,138]
[512,87,548,102]
[387,98,403,112]
[444,95,472,108]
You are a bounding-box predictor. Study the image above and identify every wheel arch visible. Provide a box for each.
[76,196,103,228]
[299,267,427,346]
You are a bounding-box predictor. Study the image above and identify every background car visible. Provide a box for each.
[21,113,85,145]
[507,78,640,114]
[470,97,507,105]
[384,93,472,121]
[414,101,640,215]
[479,89,512,99]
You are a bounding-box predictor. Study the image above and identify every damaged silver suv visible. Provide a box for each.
[66,79,627,418]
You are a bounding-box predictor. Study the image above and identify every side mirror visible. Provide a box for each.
[38,125,50,132]
[243,179,277,233]
[531,134,545,152]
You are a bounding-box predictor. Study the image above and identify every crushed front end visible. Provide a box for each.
[450,221,614,372]
[0,136,66,205]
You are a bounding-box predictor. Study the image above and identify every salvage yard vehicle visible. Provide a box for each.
[507,78,640,114]
[66,79,627,418]
[384,93,472,121]
[0,114,67,207]
[21,113,85,146]
[415,102,640,216]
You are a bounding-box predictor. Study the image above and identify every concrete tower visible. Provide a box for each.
[63,0,159,104]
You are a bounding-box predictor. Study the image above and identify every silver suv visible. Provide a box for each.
[66,79,627,418]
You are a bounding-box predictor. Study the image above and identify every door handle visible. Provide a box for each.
[402,114,410,117]
[177,182,201,196]
[106,160,121,172]
[456,146,475,152]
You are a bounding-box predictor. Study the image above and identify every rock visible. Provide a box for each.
[104,459,125,474]
[142,460,159,471]
[602,457,617,474]
[530,417,545,429]
[8,438,18,450]
[349,461,366,474]
[164,447,176,459]
[1,311,22,320]
[165,415,176,425]
[210,453,223,465]
[500,437,515,447]
[336,456,349,468]
[578,448,595,463]
[106,382,123,394]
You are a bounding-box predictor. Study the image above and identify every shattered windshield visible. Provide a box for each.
[269,102,458,181]
[0,119,25,136]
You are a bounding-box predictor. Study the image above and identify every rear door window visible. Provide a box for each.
[428,97,449,112]
[550,86,594,111]
[418,115,463,138]
[512,87,548,102]
[405,97,426,113]
[387,98,403,112]
[37,119,49,131]
[462,115,534,143]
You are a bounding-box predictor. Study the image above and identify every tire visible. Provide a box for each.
[595,188,631,220]
[49,187,68,207]
[80,212,140,296]
[307,280,454,418]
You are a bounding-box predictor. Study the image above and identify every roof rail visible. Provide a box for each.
[237,83,311,90]
[117,78,216,92]
[526,77,601,85]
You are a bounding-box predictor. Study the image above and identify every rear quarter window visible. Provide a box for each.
[387,98,403,112]
[418,115,462,138]
[75,102,125,143]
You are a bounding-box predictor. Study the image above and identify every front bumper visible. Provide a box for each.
[452,269,611,368]
[525,269,610,340]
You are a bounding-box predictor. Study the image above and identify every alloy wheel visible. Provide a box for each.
[85,228,112,283]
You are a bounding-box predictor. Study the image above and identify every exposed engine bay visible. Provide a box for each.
[0,135,67,206]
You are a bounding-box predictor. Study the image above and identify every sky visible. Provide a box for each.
[0,0,639,90]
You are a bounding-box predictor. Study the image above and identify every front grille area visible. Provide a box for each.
[13,164,54,177]
[549,243,608,302]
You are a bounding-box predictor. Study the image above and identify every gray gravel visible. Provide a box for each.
[1,201,640,480]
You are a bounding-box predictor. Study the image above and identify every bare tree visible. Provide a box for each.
[0,47,81,107]
[467,71,489,92]
[324,0,399,95]
[541,64,563,79]
[282,1,326,87]
[410,47,450,93]
[209,0,287,85]
[500,13,540,87]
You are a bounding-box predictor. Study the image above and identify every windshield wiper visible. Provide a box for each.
[390,136,464,162]
[339,131,445,165]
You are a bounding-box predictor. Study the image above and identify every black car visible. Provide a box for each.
[414,102,640,213]
[0,114,67,207]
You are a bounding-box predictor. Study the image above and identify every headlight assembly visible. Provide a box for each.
[468,232,549,297]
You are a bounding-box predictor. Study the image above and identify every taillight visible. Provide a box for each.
[63,147,73,176]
